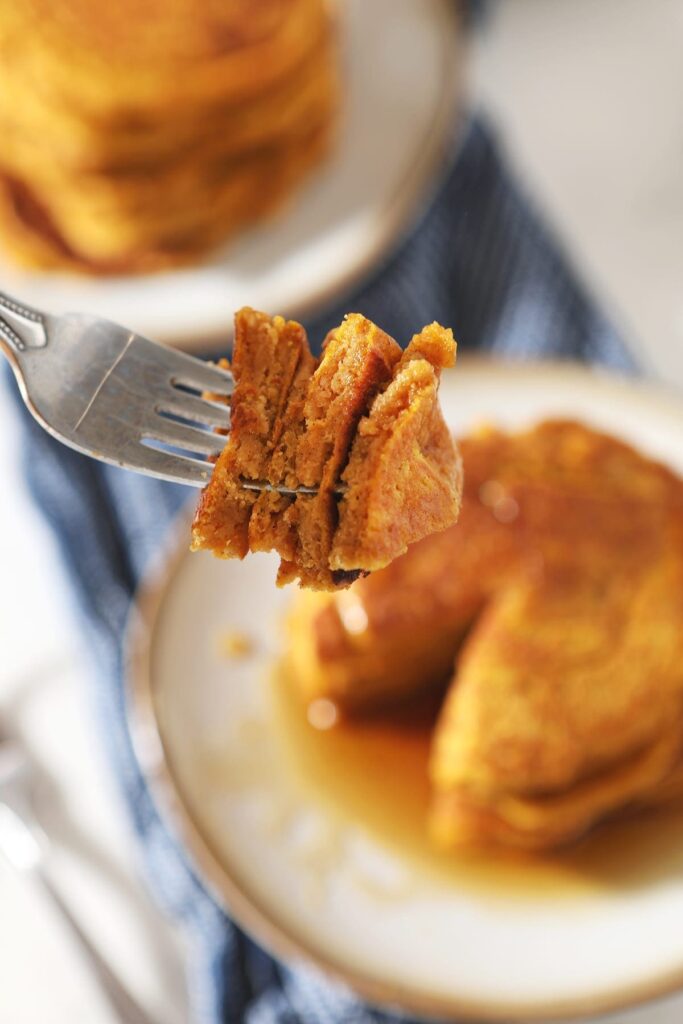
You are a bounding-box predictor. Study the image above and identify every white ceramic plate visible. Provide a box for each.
[1,0,462,350]
[127,361,683,1021]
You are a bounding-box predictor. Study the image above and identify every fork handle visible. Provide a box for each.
[0,291,47,353]
[33,864,160,1024]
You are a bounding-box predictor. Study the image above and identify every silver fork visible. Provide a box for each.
[0,289,324,495]
[0,726,159,1024]
[0,288,238,488]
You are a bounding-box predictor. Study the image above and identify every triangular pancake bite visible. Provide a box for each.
[331,323,461,573]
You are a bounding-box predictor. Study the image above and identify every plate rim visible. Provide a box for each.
[125,358,683,1021]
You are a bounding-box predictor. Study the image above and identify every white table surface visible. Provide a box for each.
[1,2,682,1022]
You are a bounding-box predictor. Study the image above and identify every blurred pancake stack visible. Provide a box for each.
[0,0,338,274]
[286,421,683,851]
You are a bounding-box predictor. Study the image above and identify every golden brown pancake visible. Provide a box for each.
[192,309,463,591]
[0,0,328,114]
[284,419,683,849]
[435,424,683,849]
[248,345,319,567]
[0,0,337,272]
[192,308,308,559]
[330,324,461,573]
[283,431,527,706]
[282,314,402,589]
[0,114,334,272]
[0,36,336,173]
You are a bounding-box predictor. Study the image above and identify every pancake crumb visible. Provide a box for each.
[219,630,255,660]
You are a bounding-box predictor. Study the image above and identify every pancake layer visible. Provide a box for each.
[0,0,337,272]
[192,309,462,590]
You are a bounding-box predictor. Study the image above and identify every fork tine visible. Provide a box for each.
[157,346,234,396]
[155,390,231,430]
[121,443,213,486]
[143,416,227,458]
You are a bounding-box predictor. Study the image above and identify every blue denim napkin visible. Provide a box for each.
[7,116,634,1023]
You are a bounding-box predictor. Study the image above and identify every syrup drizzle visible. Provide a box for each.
[270,668,683,902]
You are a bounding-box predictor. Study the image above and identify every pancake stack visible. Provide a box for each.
[285,421,683,850]
[192,307,462,590]
[0,0,338,273]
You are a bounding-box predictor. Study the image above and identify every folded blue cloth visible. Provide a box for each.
[7,115,634,1023]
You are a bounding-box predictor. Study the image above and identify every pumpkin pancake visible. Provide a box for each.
[191,308,306,559]
[192,310,463,590]
[0,0,328,115]
[0,28,335,172]
[0,115,334,271]
[330,323,461,573]
[282,314,402,589]
[429,461,683,850]
[0,0,337,272]
[248,346,319,566]
[284,485,524,708]
[284,419,683,850]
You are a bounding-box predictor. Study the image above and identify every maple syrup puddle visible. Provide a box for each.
[269,667,683,901]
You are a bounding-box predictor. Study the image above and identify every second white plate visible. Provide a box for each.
[1,0,462,349]
[127,361,683,1021]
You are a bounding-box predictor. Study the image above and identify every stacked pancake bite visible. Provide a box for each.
[286,421,683,850]
[0,0,337,272]
[192,308,463,589]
